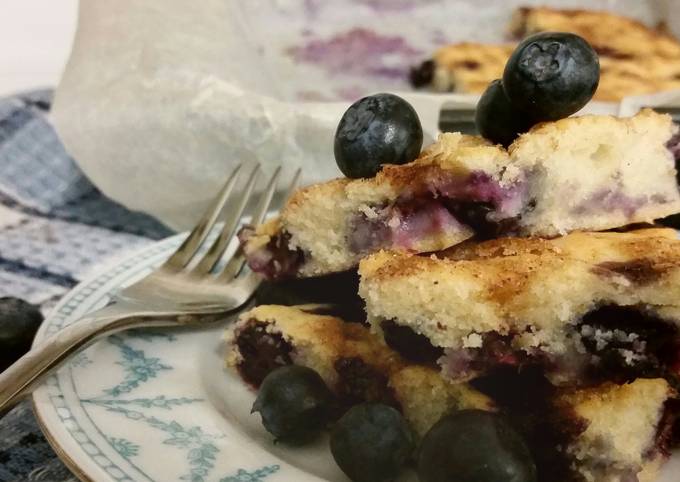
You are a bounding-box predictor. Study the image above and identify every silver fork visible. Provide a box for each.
[0,163,300,414]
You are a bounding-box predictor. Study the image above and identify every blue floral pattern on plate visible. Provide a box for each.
[30,234,322,482]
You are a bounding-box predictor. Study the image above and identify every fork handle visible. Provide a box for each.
[0,304,174,416]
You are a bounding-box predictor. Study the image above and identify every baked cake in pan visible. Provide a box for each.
[411,7,680,101]
[509,7,680,60]
[359,228,680,388]
[226,305,677,482]
[412,42,680,102]
[241,110,680,279]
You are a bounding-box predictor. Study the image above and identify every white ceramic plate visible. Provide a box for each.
[32,233,680,482]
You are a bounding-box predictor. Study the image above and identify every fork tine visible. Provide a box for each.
[219,166,302,280]
[192,164,261,275]
[162,164,243,271]
[248,165,282,228]
[284,167,303,203]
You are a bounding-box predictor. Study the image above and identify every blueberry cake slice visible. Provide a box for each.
[225,304,493,436]
[227,305,677,481]
[241,132,522,279]
[242,110,680,279]
[359,228,680,387]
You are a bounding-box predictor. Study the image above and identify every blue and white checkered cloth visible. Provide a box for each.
[0,90,173,482]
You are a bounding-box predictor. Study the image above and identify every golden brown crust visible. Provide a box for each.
[350,133,508,195]
[361,228,680,283]
[510,108,671,147]
[283,178,350,217]
[283,134,502,217]
[448,228,678,262]
[359,229,680,351]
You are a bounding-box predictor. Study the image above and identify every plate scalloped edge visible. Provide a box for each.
[30,233,294,482]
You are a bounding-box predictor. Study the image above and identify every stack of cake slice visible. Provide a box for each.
[356,227,680,481]
[230,109,680,482]
[227,305,676,482]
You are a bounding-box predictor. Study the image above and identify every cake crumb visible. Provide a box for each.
[462,333,483,348]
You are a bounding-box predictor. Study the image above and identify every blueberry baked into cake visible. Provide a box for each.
[242,110,680,279]
[411,6,680,101]
[226,306,677,482]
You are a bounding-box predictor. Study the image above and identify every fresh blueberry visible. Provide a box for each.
[330,402,414,482]
[418,410,537,482]
[334,93,423,178]
[0,297,43,362]
[252,365,334,445]
[503,32,599,121]
[475,80,534,147]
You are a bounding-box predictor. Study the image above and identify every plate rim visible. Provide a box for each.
[31,232,188,482]
[32,398,95,482]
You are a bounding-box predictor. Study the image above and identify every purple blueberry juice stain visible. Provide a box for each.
[667,131,680,185]
[437,171,508,203]
[347,200,464,254]
[348,211,392,254]
[429,170,528,218]
[346,170,527,255]
[391,200,464,249]
[287,27,423,80]
[667,131,680,163]
[573,188,647,218]
[239,228,304,280]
